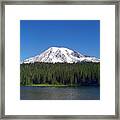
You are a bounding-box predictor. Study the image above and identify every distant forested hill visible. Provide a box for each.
[20,62,100,86]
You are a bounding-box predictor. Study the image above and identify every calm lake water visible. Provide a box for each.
[20,86,100,100]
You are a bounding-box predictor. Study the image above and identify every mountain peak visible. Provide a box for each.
[22,47,100,64]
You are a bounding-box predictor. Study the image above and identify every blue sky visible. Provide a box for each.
[20,20,100,61]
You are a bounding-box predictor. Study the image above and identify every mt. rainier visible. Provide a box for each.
[22,47,100,64]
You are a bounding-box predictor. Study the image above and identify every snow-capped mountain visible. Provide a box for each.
[22,47,100,64]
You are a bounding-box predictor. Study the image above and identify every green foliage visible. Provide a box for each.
[20,62,100,86]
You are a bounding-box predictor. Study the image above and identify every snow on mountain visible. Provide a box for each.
[22,47,100,64]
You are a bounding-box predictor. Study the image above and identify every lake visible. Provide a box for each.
[20,86,100,100]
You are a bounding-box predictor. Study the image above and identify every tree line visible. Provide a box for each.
[20,62,100,86]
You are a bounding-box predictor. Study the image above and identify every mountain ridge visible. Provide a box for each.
[21,47,100,64]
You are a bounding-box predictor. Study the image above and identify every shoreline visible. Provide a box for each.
[21,84,99,87]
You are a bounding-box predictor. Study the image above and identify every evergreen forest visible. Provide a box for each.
[20,62,100,86]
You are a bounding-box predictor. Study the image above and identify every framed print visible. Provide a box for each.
[0,0,119,119]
